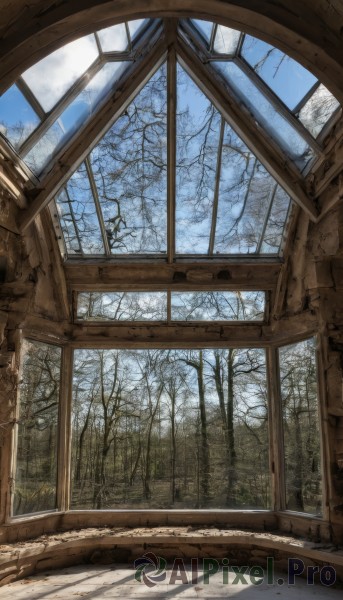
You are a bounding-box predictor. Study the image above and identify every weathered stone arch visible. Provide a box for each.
[1,0,343,102]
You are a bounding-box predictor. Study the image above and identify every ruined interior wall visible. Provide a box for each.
[272,203,343,534]
[0,189,69,524]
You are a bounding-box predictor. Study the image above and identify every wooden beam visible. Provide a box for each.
[208,117,225,255]
[64,261,282,290]
[167,45,177,263]
[176,39,318,221]
[18,39,168,232]
[71,323,271,348]
[267,347,286,511]
[316,172,343,220]
[57,345,73,512]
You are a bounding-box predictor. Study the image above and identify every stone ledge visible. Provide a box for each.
[1,527,343,587]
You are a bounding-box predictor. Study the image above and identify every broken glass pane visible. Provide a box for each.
[213,61,314,170]
[214,26,241,55]
[260,186,291,254]
[171,291,265,320]
[56,162,104,254]
[77,292,168,321]
[22,34,99,113]
[97,23,129,52]
[24,62,129,174]
[241,35,317,111]
[89,64,167,254]
[214,124,279,254]
[176,64,221,254]
[0,84,40,149]
[299,84,340,138]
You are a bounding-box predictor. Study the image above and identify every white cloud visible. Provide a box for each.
[22,34,99,113]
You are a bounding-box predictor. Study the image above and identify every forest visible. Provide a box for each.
[13,338,321,516]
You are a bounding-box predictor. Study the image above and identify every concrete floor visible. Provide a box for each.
[0,564,342,599]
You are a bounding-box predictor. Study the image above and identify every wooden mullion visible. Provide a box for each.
[208,116,225,255]
[56,345,73,512]
[16,77,45,120]
[267,346,286,511]
[167,48,177,264]
[256,182,278,254]
[85,156,111,257]
[292,80,321,116]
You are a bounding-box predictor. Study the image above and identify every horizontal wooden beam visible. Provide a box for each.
[18,39,168,232]
[65,261,282,290]
[71,322,271,348]
[177,39,318,222]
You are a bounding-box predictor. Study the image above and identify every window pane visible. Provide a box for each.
[213,61,314,170]
[171,291,265,320]
[176,64,221,254]
[214,26,241,55]
[25,62,128,174]
[90,64,167,254]
[22,35,99,113]
[0,84,40,150]
[260,186,291,254]
[128,19,149,41]
[215,124,280,254]
[55,188,82,255]
[97,24,128,52]
[56,163,104,254]
[279,338,322,515]
[299,84,340,138]
[14,341,61,516]
[77,292,168,321]
[71,348,269,509]
[241,35,317,110]
[191,19,214,43]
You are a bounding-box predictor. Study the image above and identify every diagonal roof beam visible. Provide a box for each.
[18,38,168,232]
[176,37,318,222]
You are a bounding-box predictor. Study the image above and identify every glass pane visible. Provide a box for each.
[97,23,128,52]
[191,19,214,43]
[299,84,340,138]
[90,64,167,254]
[241,35,317,110]
[0,84,40,150]
[57,163,104,254]
[261,186,291,254]
[176,64,221,254]
[171,291,265,320]
[215,124,280,254]
[77,292,168,321]
[213,61,314,170]
[214,26,241,55]
[71,348,269,509]
[24,62,128,174]
[13,341,61,516]
[55,188,82,255]
[128,19,149,40]
[22,34,99,112]
[279,338,322,515]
